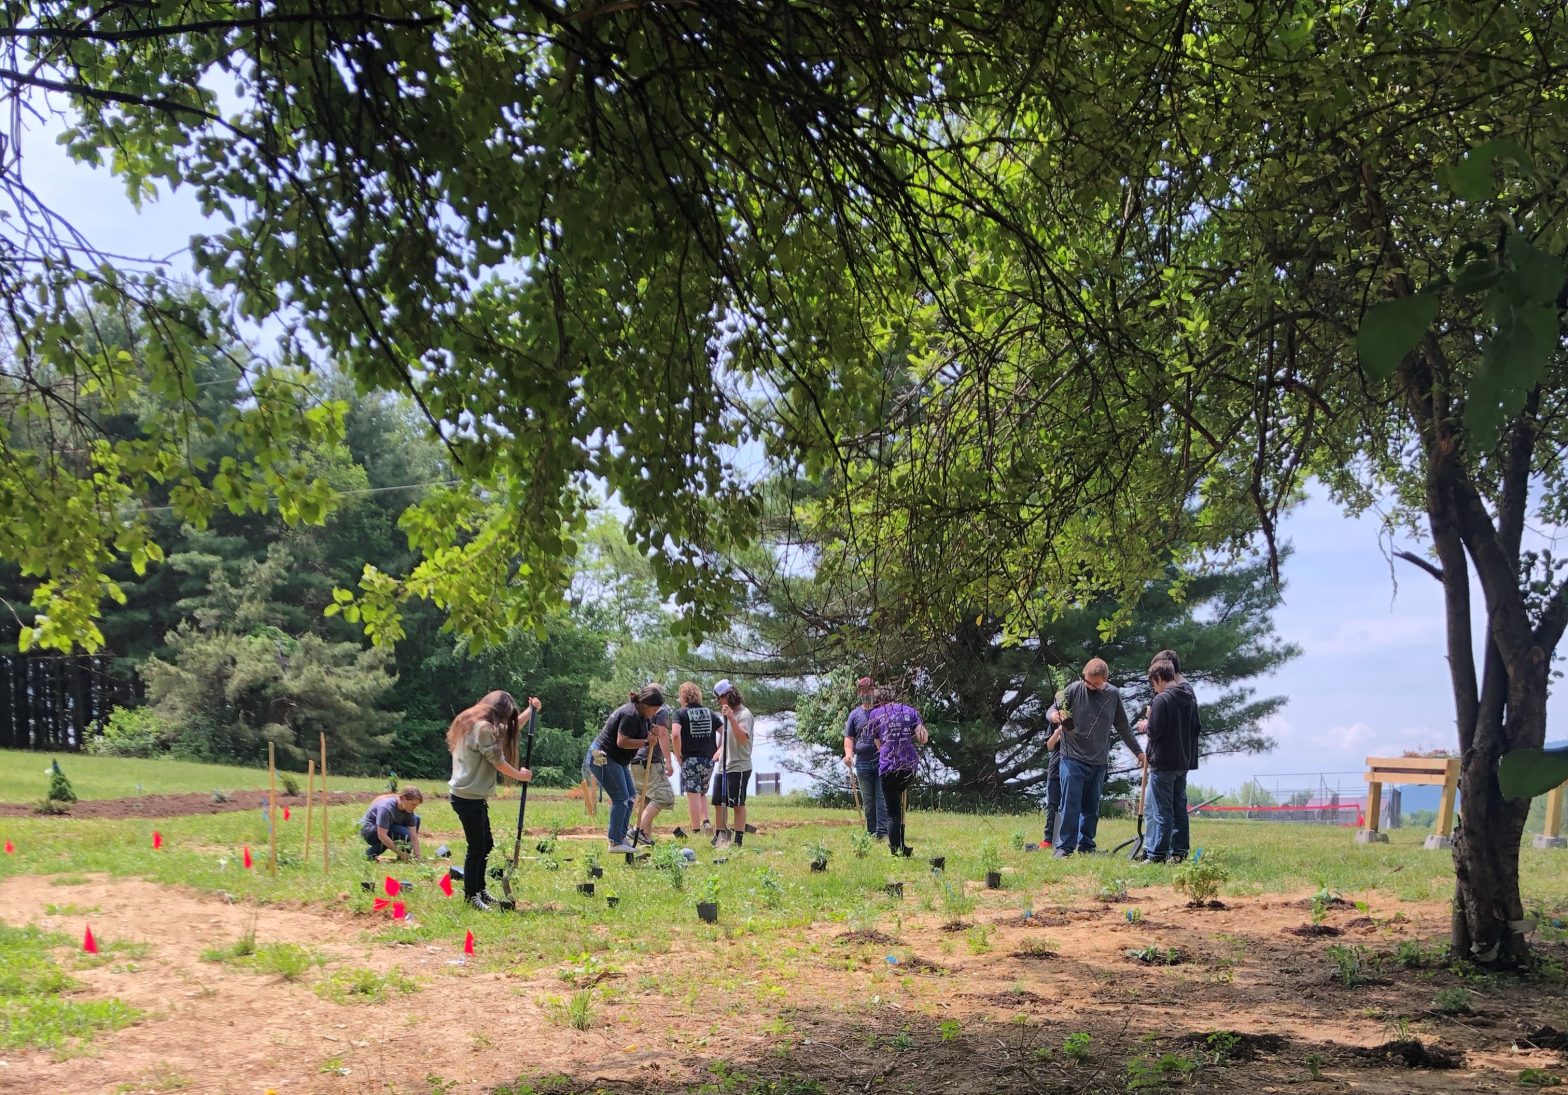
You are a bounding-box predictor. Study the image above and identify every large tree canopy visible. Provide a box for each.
[7,2,1568,966]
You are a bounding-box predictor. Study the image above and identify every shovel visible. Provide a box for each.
[497,706,538,911]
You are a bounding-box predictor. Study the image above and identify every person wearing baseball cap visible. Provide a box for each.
[709,679,754,848]
[843,677,887,842]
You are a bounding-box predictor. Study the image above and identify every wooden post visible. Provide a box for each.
[1357,780,1385,844]
[1435,758,1461,838]
[267,742,279,878]
[1546,785,1565,840]
[582,777,596,818]
[303,759,316,863]
[320,732,330,873]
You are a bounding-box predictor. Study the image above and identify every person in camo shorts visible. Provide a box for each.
[671,681,718,835]
[627,690,677,846]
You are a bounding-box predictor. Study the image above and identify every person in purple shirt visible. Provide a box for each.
[869,686,929,858]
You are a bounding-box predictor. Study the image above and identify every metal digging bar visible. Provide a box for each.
[497,706,538,911]
[1113,753,1150,861]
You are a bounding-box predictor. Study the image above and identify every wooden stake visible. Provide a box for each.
[581,777,597,819]
[303,759,316,863]
[320,732,330,872]
[267,742,278,878]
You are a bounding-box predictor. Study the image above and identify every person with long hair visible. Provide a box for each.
[447,690,540,911]
[869,685,928,857]
[588,685,664,853]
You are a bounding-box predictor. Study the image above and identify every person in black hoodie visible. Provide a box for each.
[1141,659,1201,863]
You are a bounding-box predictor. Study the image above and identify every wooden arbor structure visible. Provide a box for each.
[1359,756,1461,849]
[1358,754,1567,849]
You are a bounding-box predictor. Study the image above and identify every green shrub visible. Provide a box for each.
[85,706,168,758]
[45,760,76,804]
[1173,857,1227,905]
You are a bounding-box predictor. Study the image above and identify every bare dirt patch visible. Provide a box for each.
[0,789,381,820]
[2,877,1565,1094]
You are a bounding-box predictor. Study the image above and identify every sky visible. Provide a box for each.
[27,97,1562,801]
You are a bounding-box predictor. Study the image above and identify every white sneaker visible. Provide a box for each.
[608,842,635,854]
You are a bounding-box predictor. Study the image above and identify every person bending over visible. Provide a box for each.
[361,786,424,862]
[588,685,663,854]
[448,691,540,910]
[628,692,677,847]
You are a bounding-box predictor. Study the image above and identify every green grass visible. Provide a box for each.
[0,922,140,1051]
[3,753,1568,993]
[0,749,392,803]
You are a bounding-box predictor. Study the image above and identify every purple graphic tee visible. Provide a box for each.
[871,703,923,775]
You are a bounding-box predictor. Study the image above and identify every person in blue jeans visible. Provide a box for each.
[1046,658,1144,856]
[1140,653,1201,862]
[587,685,662,853]
[360,787,424,861]
[842,677,887,841]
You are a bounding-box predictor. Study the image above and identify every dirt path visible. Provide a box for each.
[1,874,1564,1094]
[0,790,386,821]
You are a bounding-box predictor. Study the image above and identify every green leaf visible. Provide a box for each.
[1440,139,1531,202]
[1357,294,1439,379]
[1498,748,1568,800]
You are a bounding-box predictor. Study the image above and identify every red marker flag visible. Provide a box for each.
[384,876,400,897]
[373,898,390,911]
[242,845,253,868]
[152,831,162,850]
[463,930,475,956]
[83,925,98,954]
[438,872,453,897]
[3,840,13,854]
[392,901,406,921]
[282,806,291,821]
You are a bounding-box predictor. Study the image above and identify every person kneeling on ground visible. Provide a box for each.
[710,679,754,849]
[1046,658,1144,857]
[447,690,540,911]
[361,786,425,862]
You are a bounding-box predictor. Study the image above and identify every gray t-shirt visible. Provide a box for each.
[1053,681,1140,766]
[448,720,507,800]
[719,705,755,773]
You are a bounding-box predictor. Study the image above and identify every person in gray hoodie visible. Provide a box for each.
[1046,658,1145,856]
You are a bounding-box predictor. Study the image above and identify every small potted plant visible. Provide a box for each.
[576,880,596,896]
[885,880,904,898]
[979,841,1003,889]
[807,840,831,873]
[584,850,603,879]
[696,873,720,923]
[929,855,946,872]
[604,888,620,909]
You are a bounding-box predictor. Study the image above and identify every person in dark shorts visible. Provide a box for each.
[710,679,753,849]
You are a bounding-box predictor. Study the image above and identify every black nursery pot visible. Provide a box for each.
[885,882,904,898]
[810,859,828,872]
[448,865,464,881]
[589,866,604,878]
[929,856,946,871]
[360,881,374,892]
[985,870,1003,889]
[696,901,719,923]
[625,852,638,866]
[606,896,620,908]
[576,882,595,896]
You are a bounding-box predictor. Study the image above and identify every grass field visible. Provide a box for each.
[1,753,1566,1094]
[0,748,394,802]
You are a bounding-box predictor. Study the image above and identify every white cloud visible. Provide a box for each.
[1305,615,1447,657]
[1309,722,1377,752]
